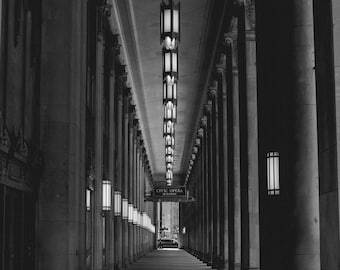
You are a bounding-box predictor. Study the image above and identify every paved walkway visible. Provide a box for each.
[126,248,212,270]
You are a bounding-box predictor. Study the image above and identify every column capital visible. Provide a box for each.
[133,118,139,130]
[233,0,244,8]
[197,128,204,138]
[137,129,142,140]
[118,64,128,80]
[224,33,239,72]
[216,54,226,75]
[129,104,136,114]
[208,82,218,99]
[97,0,112,38]
[106,32,121,56]
[224,33,237,47]
[139,138,144,148]
[204,102,212,115]
[245,0,256,31]
[200,116,207,127]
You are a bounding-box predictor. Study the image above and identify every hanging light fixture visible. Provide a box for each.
[166,162,173,170]
[163,49,178,78]
[160,0,180,46]
[164,101,177,122]
[165,135,175,148]
[165,146,174,155]
[163,76,177,103]
[166,169,173,180]
[165,154,174,163]
[161,0,180,186]
[163,120,175,136]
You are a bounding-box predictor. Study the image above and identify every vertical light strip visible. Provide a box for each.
[102,180,111,211]
[86,189,91,211]
[267,152,280,195]
[114,191,121,216]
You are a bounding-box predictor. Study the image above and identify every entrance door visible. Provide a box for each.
[0,185,36,270]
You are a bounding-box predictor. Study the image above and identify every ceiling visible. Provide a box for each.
[113,0,227,184]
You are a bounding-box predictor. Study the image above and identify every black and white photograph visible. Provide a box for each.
[0,0,339,269]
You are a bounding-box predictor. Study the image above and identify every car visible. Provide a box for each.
[158,238,179,248]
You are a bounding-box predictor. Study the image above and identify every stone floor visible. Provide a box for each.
[125,249,213,270]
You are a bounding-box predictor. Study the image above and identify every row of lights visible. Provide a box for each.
[86,184,155,233]
[161,0,180,186]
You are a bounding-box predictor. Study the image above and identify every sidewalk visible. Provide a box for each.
[125,248,212,270]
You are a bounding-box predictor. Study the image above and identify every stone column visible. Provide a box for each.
[205,101,213,266]
[333,2,340,269]
[108,41,117,270]
[140,149,145,255]
[128,105,135,264]
[122,87,130,267]
[196,132,203,259]
[39,0,86,269]
[93,3,105,269]
[216,58,229,270]
[237,0,260,269]
[288,0,320,269]
[0,0,2,59]
[201,115,209,263]
[114,67,125,270]
[198,127,204,260]
[209,84,220,269]
[136,137,142,258]
[132,120,138,261]
[226,23,241,270]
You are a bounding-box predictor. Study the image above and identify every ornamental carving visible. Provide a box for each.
[233,0,244,8]
[97,0,112,37]
[200,116,207,127]
[0,112,11,153]
[216,53,226,76]
[245,0,256,30]
[224,34,238,69]
[14,128,29,163]
[209,81,218,98]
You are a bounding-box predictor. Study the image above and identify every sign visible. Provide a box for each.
[153,186,186,198]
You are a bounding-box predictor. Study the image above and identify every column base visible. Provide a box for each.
[234,264,241,270]
[212,255,220,269]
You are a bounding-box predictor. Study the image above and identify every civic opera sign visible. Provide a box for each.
[153,186,186,199]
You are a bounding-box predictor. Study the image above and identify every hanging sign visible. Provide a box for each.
[153,186,186,198]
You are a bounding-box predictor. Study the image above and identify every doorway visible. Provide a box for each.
[0,185,36,270]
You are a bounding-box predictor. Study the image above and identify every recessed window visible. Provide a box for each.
[266,151,280,195]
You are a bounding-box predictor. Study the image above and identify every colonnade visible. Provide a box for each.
[179,0,338,269]
[37,0,156,269]
[85,1,156,269]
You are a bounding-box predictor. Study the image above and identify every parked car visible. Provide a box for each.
[158,238,179,248]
